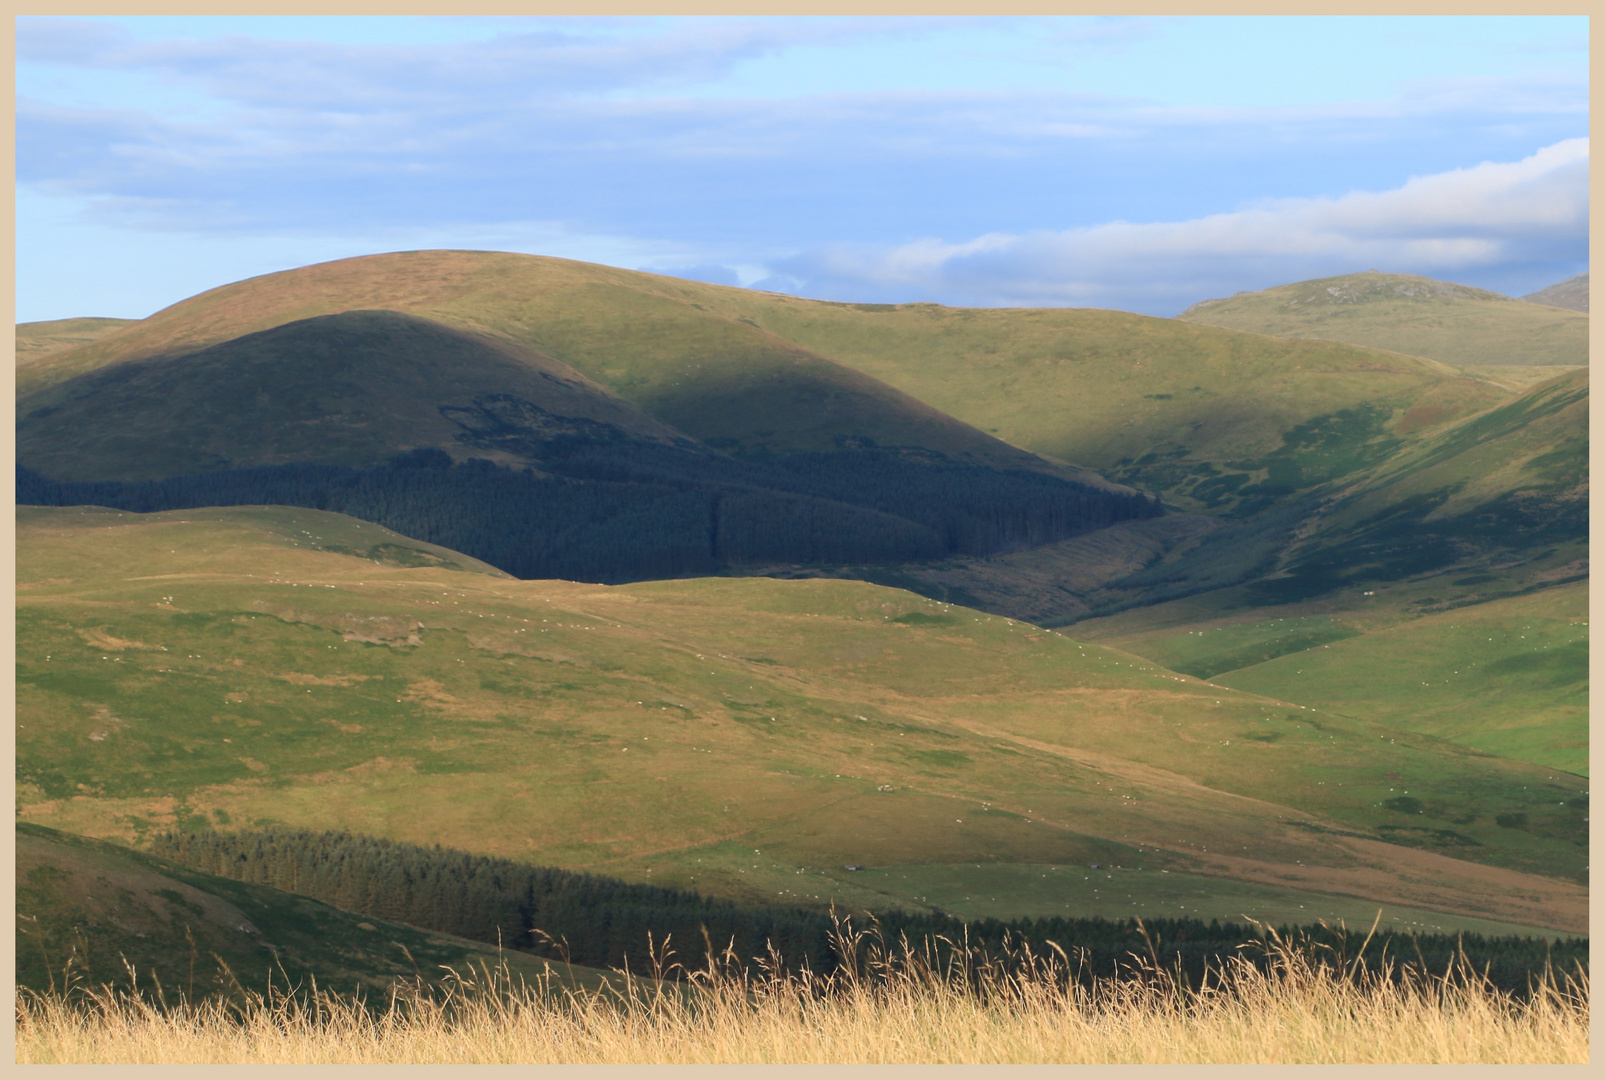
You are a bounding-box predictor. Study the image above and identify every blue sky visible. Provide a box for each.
[15,15,1590,321]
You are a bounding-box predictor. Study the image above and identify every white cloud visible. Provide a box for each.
[15,17,1589,319]
[772,139,1588,311]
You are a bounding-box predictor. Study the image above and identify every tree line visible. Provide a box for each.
[17,440,1161,584]
[150,826,1584,995]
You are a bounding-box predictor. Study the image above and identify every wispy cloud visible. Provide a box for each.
[760,140,1589,312]
[17,16,937,106]
[15,16,1590,320]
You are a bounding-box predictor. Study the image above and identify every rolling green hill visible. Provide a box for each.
[1177,271,1588,369]
[19,251,1510,521]
[18,309,692,483]
[1056,366,1586,621]
[682,289,1506,496]
[1060,369,1587,778]
[20,254,1177,588]
[14,317,138,364]
[1212,584,1587,775]
[15,254,1056,474]
[15,505,1586,937]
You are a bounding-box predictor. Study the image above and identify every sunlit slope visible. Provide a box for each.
[692,293,1503,490]
[1064,366,1587,629]
[19,251,1508,510]
[16,823,604,998]
[1250,367,1588,604]
[16,506,1586,932]
[1211,584,1587,776]
[15,253,1054,474]
[1178,272,1588,368]
[15,317,137,364]
[1069,370,1587,767]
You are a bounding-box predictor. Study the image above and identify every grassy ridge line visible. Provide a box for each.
[17,251,1510,514]
[1176,271,1587,368]
[1520,272,1588,313]
[684,288,1505,480]
[14,253,1059,474]
[14,317,138,364]
[15,505,1587,933]
[19,310,695,483]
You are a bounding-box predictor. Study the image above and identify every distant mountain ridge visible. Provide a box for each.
[1178,271,1587,368]
[1521,273,1589,313]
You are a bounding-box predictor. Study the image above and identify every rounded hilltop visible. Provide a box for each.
[1178,270,1587,368]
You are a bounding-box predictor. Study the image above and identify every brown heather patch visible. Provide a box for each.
[401,678,460,706]
[1394,403,1446,434]
[76,627,153,651]
[277,672,383,686]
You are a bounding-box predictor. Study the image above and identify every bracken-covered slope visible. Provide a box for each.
[1178,272,1588,369]
[16,505,1586,935]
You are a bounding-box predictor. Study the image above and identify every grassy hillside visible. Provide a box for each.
[18,310,690,483]
[1058,367,1586,623]
[17,822,610,1000]
[1065,367,1586,775]
[15,254,1055,474]
[18,251,1509,519]
[15,505,1585,936]
[15,317,138,364]
[1522,273,1588,313]
[1252,367,1588,602]
[689,291,1503,497]
[1213,584,1587,775]
[1177,272,1587,369]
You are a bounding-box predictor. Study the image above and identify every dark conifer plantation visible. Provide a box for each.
[150,827,1583,996]
[18,441,1160,584]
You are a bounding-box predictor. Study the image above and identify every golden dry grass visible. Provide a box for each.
[15,926,1587,1065]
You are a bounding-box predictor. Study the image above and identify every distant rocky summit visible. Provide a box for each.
[1521,273,1588,313]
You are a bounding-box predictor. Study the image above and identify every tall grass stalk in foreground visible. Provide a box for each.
[16,923,1588,1064]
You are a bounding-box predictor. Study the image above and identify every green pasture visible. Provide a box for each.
[14,506,1588,938]
[1215,586,1588,775]
[1122,616,1361,680]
